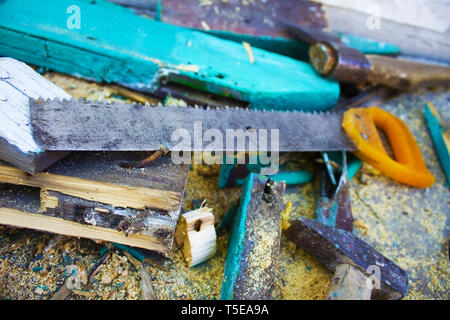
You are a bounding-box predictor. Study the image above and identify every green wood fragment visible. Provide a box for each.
[339,33,401,55]
[205,30,400,60]
[112,243,144,262]
[99,246,109,257]
[424,104,450,187]
[221,173,254,300]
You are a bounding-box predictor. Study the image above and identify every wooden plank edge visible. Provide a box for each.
[0,165,181,211]
[0,207,169,253]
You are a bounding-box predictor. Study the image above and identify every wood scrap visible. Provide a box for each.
[0,152,189,254]
[221,174,286,300]
[242,42,255,64]
[89,253,111,280]
[315,0,450,62]
[0,165,179,212]
[110,0,400,59]
[175,207,217,267]
[0,57,70,174]
[50,280,72,300]
[138,266,157,300]
[0,207,170,253]
[71,289,96,298]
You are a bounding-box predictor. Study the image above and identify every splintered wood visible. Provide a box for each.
[175,207,217,267]
[0,152,189,254]
[0,165,180,212]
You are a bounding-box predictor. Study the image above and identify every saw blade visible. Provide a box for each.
[29,98,355,152]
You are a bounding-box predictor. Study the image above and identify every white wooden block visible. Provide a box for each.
[0,57,71,171]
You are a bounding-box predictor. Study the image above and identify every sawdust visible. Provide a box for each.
[274,177,333,300]
[184,163,241,223]
[354,219,369,236]
[44,73,116,102]
[276,240,332,300]
[242,41,255,63]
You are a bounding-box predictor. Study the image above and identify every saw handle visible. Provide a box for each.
[342,107,435,188]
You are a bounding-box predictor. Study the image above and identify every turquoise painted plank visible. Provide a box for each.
[270,170,312,185]
[0,0,339,111]
[424,104,450,187]
[207,31,311,61]
[221,173,284,299]
[218,163,235,188]
[207,30,400,60]
[339,33,401,56]
[233,170,312,187]
[112,243,145,262]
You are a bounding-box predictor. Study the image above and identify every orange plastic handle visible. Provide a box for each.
[342,107,435,188]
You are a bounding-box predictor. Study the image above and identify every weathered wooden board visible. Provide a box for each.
[0,57,70,173]
[109,0,400,59]
[314,0,450,33]
[0,152,189,253]
[0,188,171,253]
[0,0,339,111]
[159,0,326,61]
[221,174,285,300]
[327,264,373,300]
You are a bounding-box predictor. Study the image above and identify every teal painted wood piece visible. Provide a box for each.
[325,151,363,182]
[220,173,285,299]
[0,0,339,111]
[424,104,450,187]
[315,151,354,232]
[221,173,254,300]
[233,170,312,186]
[338,33,401,56]
[207,30,401,60]
[218,162,312,188]
[218,154,313,188]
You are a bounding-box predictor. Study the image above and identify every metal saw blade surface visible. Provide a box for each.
[29,99,355,152]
